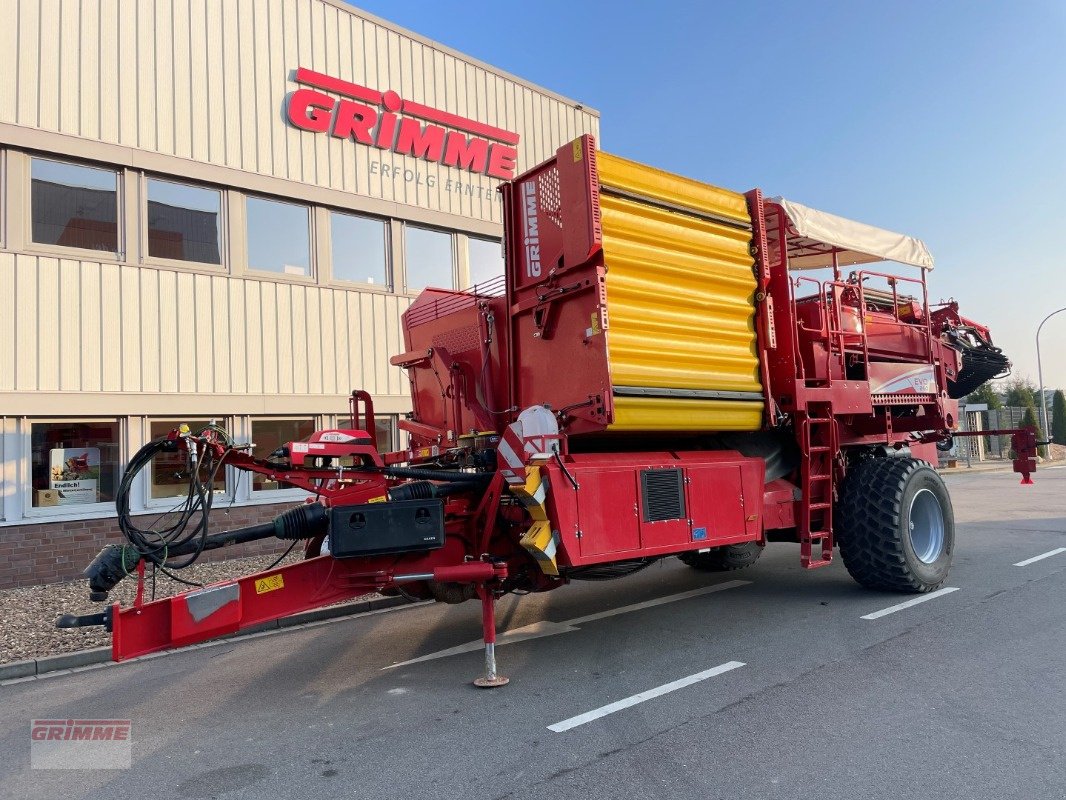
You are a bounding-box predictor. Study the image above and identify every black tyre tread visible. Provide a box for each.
[678,542,762,572]
[836,457,946,593]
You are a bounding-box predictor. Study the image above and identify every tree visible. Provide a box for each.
[1021,404,1048,458]
[1052,390,1066,446]
[1003,377,1037,409]
[966,383,1003,409]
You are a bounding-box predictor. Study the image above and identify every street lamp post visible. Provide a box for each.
[1036,307,1066,439]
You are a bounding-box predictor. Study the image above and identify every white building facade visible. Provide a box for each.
[0,0,598,585]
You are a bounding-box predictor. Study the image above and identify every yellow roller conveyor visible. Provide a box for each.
[597,152,763,432]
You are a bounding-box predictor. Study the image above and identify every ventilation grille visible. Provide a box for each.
[640,468,685,522]
[539,166,562,229]
[432,326,480,356]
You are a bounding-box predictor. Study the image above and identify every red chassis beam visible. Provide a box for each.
[111,556,506,661]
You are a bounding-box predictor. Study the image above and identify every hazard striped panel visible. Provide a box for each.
[497,425,528,486]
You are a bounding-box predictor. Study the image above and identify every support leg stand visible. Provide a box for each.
[473,584,509,688]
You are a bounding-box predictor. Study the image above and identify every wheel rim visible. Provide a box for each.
[908,488,945,563]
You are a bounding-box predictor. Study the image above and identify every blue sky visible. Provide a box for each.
[352,0,1066,393]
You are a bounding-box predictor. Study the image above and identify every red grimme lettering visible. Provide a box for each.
[331,99,378,145]
[286,88,334,133]
[442,133,489,173]
[395,118,446,161]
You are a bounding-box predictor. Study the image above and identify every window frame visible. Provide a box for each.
[327,208,392,291]
[21,416,126,521]
[141,173,228,272]
[402,222,457,295]
[143,417,233,507]
[247,416,317,499]
[373,414,401,455]
[466,235,505,290]
[244,193,315,283]
[24,154,126,262]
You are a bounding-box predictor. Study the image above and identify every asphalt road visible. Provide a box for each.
[1,467,1064,800]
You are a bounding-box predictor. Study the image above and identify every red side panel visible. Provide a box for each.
[170,585,242,642]
[399,288,510,446]
[683,464,753,546]
[574,468,641,557]
[504,134,613,434]
[542,451,766,567]
[558,135,602,268]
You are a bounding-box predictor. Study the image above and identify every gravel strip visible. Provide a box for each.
[1,549,379,665]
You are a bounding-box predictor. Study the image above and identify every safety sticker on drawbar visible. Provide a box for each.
[254,574,285,594]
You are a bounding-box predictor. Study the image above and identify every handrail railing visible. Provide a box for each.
[856,269,934,367]
[790,265,934,387]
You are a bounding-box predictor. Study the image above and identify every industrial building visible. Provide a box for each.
[0,0,598,586]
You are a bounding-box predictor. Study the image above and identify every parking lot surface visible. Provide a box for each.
[1,468,1063,800]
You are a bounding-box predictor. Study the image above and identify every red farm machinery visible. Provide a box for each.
[61,135,1034,686]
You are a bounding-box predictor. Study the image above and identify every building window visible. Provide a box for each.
[148,420,227,499]
[30,420,120,508]
[246,196,311,276]
[31,158,119,253]
[330,211,388,287]
[404,225,453,292]
[147,178,222,265]
[250,418,316,492]
[375,415,397,454]
[468,237,504,288]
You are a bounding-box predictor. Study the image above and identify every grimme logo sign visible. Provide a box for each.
[286,67,520,180]
[30,719,132,769]
[522,182,541,278]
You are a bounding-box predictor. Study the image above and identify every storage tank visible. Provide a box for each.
[503,135,763,435]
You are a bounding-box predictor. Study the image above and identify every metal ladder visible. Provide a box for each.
[799,401,836,568]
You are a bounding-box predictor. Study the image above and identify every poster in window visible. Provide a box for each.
[49,447,101,505]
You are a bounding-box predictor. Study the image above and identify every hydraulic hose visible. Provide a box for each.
[114,430,228,571]
[387,480,478,501]
[84,505,328,600]
[376,465,493,483]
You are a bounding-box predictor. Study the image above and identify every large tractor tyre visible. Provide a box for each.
[836,457,954,593]
[678,542,762,572]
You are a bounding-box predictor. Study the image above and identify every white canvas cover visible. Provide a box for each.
[771,197,934,271]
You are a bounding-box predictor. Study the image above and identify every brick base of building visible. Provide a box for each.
[0,503,298,589]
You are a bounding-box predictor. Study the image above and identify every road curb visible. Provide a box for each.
[0,595,415,681]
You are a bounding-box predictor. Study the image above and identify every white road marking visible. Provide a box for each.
[1013,547,1066,567]
[860,587,960,620]
[385,620,580,669]
[384,580,751,669]
[547,661,746,733]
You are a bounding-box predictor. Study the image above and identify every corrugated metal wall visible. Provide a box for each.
[0,252,410,398]
[0,0,597,226]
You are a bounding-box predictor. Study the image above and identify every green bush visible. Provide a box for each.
[966,383,1003,410]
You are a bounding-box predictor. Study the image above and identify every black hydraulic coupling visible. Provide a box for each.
[84,545,141,602]
[56,605,113,631]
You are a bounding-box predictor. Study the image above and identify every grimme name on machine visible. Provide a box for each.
[59,134,1035,688]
